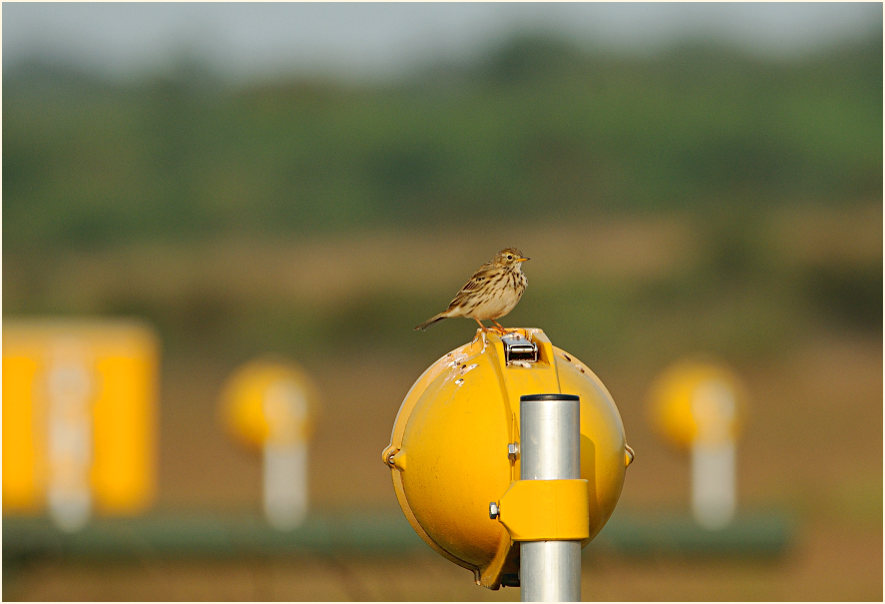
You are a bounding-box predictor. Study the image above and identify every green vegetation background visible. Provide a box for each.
[4,34,881,363]
[5,35,882,244]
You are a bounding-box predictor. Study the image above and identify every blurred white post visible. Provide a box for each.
[690,380,737,530]
[519,394,582,602]
[46,343,93,532]
[262,381,309,530]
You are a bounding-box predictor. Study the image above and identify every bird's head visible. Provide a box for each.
[494,248,530,268]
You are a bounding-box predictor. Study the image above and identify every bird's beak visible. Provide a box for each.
[517,257,529,262]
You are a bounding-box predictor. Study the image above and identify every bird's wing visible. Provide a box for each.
[447,263,495,309]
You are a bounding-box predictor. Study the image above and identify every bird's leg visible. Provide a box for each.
[491,320,508,335]
[474,318,489,332]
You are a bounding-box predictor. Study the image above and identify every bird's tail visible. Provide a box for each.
[414,313,448,331]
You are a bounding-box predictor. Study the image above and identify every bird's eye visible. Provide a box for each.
[506,254,513,260]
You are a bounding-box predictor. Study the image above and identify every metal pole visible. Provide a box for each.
[519,394,581,602]
[690,380,738,530]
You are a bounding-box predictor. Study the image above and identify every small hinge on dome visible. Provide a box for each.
[501,333,539,364]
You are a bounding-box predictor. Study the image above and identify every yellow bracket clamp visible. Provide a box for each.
[494,479,590,541]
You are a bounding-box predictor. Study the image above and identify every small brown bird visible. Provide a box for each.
[415,247,529,333]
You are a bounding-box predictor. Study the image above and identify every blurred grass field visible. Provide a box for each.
[3,25,882,601]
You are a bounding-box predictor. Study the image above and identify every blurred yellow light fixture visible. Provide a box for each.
[648,358,748,529]
[219,358,319,530]
[648,359,747,450]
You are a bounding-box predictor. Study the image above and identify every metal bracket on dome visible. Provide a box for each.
[491,478,591,541]
[501,333,539,364]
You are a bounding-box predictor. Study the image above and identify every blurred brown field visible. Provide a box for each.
[3,213,691,313]
[5,203,881,601]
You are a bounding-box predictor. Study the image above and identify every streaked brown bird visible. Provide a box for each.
[415,247,529,333]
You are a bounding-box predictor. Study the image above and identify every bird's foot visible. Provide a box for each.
[490,321,511,335]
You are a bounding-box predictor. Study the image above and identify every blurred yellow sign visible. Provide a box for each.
[2,319,158,527]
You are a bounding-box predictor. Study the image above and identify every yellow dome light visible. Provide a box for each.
[648,358,749,529]
[220,358,319,530]
[382,328,632,590]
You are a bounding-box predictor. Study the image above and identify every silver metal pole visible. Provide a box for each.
[519,394,582,602]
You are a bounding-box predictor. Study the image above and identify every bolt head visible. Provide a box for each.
[488,502,500,519]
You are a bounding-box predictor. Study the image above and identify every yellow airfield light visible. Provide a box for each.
[648,358,749,530]
[219,358,320,530]
[382,328,632,589]
[648,359,747,450]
